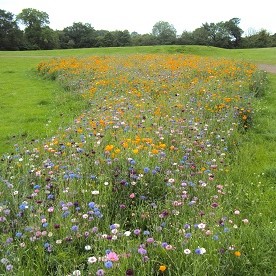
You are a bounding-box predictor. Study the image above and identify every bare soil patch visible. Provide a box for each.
[258,64,276,74]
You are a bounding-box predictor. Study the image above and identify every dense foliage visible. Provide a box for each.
[0,8,275,50]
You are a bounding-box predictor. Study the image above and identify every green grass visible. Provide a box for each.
[222,73,276,274]
[0,57,89,153]
[1,45,275,62]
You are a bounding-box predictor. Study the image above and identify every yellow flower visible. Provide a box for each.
[132,149,139,154]
[159,143,166,149]
[159,265,167,272]
[114,148,121,154]
[77,128,83,133]
[234,251,241,257]
[105,145,114,151]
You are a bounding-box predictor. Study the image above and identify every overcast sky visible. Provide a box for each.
[1,0,275,35]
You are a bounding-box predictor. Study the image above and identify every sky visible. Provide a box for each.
[1,0,275,35]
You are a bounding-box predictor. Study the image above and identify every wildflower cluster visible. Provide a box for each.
[0,54,255,274]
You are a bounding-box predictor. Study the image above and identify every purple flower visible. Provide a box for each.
[6,238,13,244]
[134,229,141,235]
[96,269,105,276]
[138,247,147,255]
[146,237,154,243]
[71,225,79,232]
[126,269,134,275]
[6,264,13,271]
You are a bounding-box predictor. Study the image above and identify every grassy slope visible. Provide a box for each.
[0,45,275,274]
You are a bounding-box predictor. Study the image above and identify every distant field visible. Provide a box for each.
[1,45,276,63]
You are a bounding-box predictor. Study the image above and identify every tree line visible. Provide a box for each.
[1,8,275,51]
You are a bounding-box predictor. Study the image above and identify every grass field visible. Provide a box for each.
[0,45,275,275]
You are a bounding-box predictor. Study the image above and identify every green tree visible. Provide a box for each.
[152,21,177,45]
[17,8,49,28]
[63,22,97,48]
[197,18,243,48]
[131,33,158,46]
[17,8,54,49]
[192,27,211,45]
[202,22,230,47]
[178,30,194,45]
[224,18,243,47]
[242,29,273,48]
[94,30,109,47]
[0,9,23,50]
[40,27,60,49]
[102,32,114,47]
[112,30,131,46]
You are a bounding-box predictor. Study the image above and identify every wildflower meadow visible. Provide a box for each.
[0,53,270,275]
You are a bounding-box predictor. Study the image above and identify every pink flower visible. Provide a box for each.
[106,251,119,262]
[146,237,154,243]
[48,207,54,213]
[129,193,135,199]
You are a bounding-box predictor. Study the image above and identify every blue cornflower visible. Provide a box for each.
[16,232,23,238]
[71,225,78,232]
[185,233,192,238]
[47,194,54,200]
[213,235,219,240]
[143,167,150,173]
[104,261,113,269]
[94,210,103,218]
[88,202,95,209]
[110,224,116,230]
[19,203,28,210]
[62,211,70,218]
[184,224,190,229]
[195,247,206,254]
